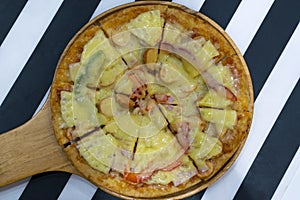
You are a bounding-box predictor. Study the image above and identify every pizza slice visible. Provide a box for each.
[100,5,168,68]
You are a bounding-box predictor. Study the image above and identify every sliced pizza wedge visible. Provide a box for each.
[100,5,168,68]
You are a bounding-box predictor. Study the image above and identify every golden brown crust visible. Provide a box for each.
[227,55,254,112]
[206,111,252,180]
[59,25,101,70]
[51,82,72,145]
[166,7,236,62]
[100,5,168,37]
[50,2,253,199]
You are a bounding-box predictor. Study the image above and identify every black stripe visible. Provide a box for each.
[200,0,241,29]
[0,0,27,46]
[19,172,71,200]
[0,0,100,133]
[235,0,300,198]
[234,81,300,200]
[244,0,300,98]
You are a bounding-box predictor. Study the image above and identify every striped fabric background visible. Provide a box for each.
[0,0,299,199]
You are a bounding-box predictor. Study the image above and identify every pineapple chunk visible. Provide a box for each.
[188,131,222,161]
[72,51,105,131]
[95,88,113,102]
[133,128,183,173]
[182,59,200,78]
[130,112,151,127]
[206,64,236,94]
[104,121,136,151]
[114,106,167,138]
[163,23,183,44]
[127,10,164,46]
[202,40,219,58]
[115,76,134,95]
[78,144,110,174]
[158,52,194,86]
[78,129,115,170]
[158,104,181,123]
[99,59,127,86]
[60,91,74,127]
[81,30,120,66]
[96,112,109,126]
[81,30,107,65]
[147,84,169,96]
[183,37,206,54]
[193,75,208,98]
[199,108,237,129]
[113,31,145,67]
[146,156,197,186]
[195,40,219,70]
[69,62,81,82]
[206,140,223,158]
[198,90,232,108]
[159,63,180,84]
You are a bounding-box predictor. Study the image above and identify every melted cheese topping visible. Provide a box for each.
[127,10,164,46]
[146,156,197,186]
[57,9,244,186]
[60,91,74,127]
[133,128,184,173]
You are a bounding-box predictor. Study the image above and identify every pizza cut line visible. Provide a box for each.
[50,3,253,198]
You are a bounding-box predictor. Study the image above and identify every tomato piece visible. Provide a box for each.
[123,172,152,183]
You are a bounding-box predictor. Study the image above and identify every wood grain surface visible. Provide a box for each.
[0,99,80,187]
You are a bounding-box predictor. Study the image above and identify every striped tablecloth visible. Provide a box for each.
[0,0,299,199]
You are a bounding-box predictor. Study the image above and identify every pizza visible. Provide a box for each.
[50,2,253,199]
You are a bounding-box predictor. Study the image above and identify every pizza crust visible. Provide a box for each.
[50,2,253,199]
[100,5,168,37]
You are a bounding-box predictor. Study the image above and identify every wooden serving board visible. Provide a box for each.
[0,98,80,187]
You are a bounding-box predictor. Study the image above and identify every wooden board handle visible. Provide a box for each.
[0,99,80,187]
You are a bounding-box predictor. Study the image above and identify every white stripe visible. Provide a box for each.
[202,23,300,200]
[281,159,300,200]
[58,175,97,200]
[226,0,275,54]
[272,147,300,200]
[173,0,205,11]
[90,0,133,20]
[0,178,30,200]
[0,0,63,106]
